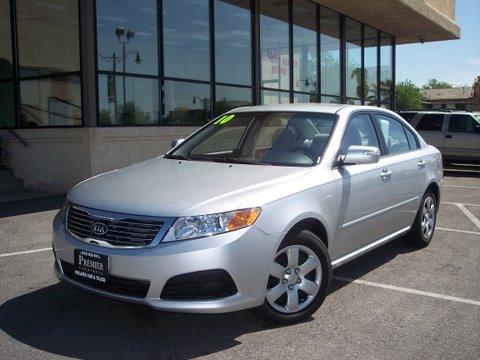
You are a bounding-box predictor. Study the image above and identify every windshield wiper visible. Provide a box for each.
[164,154,191,160]
[209,157,270,165]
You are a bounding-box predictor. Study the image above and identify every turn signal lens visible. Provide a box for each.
[227,208,261,231]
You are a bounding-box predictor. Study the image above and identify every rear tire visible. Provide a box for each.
[252,230,331,324]
[406,190,437,247]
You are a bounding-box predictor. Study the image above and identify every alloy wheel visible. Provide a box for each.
[421,196,436,239]
[266,245,322,314]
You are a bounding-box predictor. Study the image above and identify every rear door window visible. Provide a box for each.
[416,114,444,131]
[448,114,480,133]
[404,127,420,150]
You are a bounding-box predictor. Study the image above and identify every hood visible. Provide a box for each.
[68,157,310,217]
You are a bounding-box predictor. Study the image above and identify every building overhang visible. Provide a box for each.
[315,0,460,44]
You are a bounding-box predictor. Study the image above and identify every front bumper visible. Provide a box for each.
[52,213,280,313]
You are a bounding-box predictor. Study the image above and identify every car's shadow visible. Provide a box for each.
[0,237,417,359]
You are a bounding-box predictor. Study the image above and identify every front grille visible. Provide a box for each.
[61,261,150,298]
[66,205,163,247]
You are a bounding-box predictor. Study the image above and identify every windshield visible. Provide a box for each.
[166,111,337,166]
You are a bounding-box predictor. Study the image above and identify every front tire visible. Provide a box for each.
[252,230,331,324]
[406,190,437,247]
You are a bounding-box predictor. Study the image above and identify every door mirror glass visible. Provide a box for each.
[171,138,185,149]
[338,145,381,166]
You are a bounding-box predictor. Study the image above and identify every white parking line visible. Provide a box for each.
[456,204,480,229]
[436,227,480,235]
[443,201,480,207]
[334,276,480,306]
[0,247,52,258]
[443,184,480,190]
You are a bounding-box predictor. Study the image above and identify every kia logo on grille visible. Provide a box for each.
[91,222,109,236]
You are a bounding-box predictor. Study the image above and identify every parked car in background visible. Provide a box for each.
[53,104,443,324]
[397,110,480,164]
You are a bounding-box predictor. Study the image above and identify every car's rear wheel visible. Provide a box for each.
[252,230,331,324]
[406,190,437,247]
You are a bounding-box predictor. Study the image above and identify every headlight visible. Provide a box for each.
[163,208,261,242]
[59,198,69,224]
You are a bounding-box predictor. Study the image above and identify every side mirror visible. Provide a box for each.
[337,145,381,166]
[473,125,480,134]
[171,138,185,149]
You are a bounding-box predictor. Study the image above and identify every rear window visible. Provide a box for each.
[416,114,444,131]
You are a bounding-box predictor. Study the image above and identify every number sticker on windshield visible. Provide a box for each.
[214,114,235,125]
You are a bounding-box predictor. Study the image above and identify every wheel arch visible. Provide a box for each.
[426,181,440,205]
[285,217,329,249]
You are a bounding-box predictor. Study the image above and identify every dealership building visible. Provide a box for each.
[0,0,460,193]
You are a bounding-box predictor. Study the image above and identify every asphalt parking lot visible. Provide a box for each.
[0,169,479,359]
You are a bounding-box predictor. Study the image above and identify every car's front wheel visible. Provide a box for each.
[252,230,331,324]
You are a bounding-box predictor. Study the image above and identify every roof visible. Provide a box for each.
[233,103,349,114]
[422,87,474,101]
[230,103,399,116]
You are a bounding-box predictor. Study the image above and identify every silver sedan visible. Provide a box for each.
[52,104,443,324]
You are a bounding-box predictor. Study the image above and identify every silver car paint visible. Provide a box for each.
[53,104,443,313]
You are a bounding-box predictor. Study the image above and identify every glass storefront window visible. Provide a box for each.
[0,0,14,127]
[260,0,290,91]
[164,0,210,81]
[345,18,362,99]
[293,92,317,103]
[16,0,80,77]
[163,80,211,125]
[0,0,13,81]
[215,0,251,86]
[215,85,252,116]
[320,7,340,97]
[261,90,290,104]
[380,32,393,103]
[321,95,341,104]
[364,26,378,102]
[98,75,159,126]
[0,82,15,127]
[346,98,362,105]
[19,75,82,127]
[292,0,317,94]
[96,0,158,76]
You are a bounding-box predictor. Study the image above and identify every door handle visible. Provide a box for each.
[417,159,426,169]
[380,168,393,181]
[445,134,452,139]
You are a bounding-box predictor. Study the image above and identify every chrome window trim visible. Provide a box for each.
[65,203,176,249]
